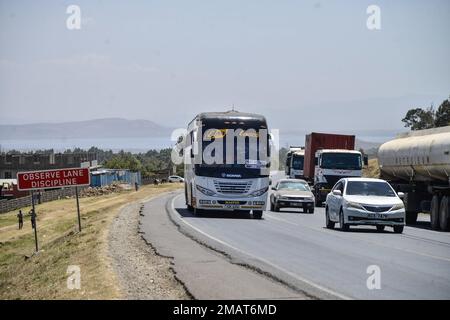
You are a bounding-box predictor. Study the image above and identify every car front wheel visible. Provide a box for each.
[393,225,404,234]
[274,202,280,212]
[339,209,349,232]
[326,208,335,229]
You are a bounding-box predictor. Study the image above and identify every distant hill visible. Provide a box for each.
[356,139,381,158]
[0,118,173,140]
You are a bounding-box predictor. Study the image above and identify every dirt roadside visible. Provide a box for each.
[108,192,190,299]
[0,184,185,299]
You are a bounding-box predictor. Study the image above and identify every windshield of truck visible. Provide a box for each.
[346,181,396,197]
[277,181,310,191]
[292,155,304,170]
[321,153,361,170]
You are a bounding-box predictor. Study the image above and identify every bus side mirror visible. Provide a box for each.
[363,155,369,166]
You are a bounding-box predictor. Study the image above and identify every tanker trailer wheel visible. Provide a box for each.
[439,196,450,231]
[404,193,418,224]
[430,195,441,230]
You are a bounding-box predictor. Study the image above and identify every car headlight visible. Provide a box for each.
[346,201,364,210]
[249,187,269,197]
[196,185,216,196]
[390,203,405,211]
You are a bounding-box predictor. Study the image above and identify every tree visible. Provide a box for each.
[402,96,450,130]
[402,107,435,130]
[435,98,450,127]
[104,151,143,172]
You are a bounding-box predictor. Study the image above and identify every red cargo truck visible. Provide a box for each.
[304,133,356,180]
[304,133,365,206]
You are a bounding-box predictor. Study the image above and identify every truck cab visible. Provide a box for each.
[313,149,365,206]
[289,150,305,179]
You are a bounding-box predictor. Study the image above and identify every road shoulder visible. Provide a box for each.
[139,191,307,300]
[108,191,189,299]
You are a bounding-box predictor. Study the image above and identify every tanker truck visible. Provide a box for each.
[378,126,450,231]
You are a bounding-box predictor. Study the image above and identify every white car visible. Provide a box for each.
[325,178,405,233]
[168,175,184,183]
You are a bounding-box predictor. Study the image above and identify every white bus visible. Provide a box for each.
[182,111,271,219]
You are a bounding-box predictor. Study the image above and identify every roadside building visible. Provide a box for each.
[0,152,97,179]
[90,169,141,187]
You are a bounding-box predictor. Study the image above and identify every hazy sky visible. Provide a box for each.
[0,0,449,132]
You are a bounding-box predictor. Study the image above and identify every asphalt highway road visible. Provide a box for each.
[150,173,450,299]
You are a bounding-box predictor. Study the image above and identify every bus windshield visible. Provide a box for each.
[194,121,270,178]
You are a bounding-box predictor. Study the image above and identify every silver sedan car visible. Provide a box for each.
[270,179,315,213]
[325,178,405,233]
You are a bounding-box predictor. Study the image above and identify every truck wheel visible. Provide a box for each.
[376,225,385,232]
[325,208,335,229]
[439,196,450,231]
[404,192,419,224]
[315,197,322,207]
[430,195,440,230]
[339,209,349,232]
[308,208,314,214]
[393,225,404,234]
[253,210,263,219]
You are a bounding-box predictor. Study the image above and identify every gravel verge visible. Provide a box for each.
[108,197,190,299]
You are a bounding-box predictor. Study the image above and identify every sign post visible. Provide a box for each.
[75,186,81,232]
[31,191,39,252]
[17,168,91,250]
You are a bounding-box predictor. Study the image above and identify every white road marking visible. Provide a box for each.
[170,194,352,300]
[264,211,450,263]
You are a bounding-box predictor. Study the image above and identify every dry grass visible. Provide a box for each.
[363,158,380,179]
[0,183,182,300]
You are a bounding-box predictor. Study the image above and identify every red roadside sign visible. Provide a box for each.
[17,167,91,191]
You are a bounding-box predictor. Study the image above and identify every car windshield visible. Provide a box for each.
[277,181,310,191]
[346,181,396,197]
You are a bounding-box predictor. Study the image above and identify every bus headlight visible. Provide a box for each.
[196,185,216,196]
[249,187,269,197]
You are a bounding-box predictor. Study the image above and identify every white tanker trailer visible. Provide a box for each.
[378,126,450,231]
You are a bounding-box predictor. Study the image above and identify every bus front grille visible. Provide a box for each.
[213,181,252,194]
